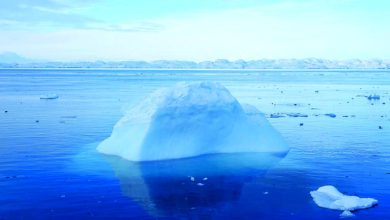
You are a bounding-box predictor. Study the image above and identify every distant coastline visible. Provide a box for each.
[1,59,390,70]
[1,68,389,72]
[0,53,389,70]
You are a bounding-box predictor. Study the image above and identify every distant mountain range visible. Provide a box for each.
[0,52,32,64]
[1,52,389,69]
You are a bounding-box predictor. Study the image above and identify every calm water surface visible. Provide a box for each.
[0,69,389,219]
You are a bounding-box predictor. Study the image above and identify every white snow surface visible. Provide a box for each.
[310,185,378,217]
[97,82,289,161]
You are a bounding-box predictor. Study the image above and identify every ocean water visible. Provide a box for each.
[0,69,389,219]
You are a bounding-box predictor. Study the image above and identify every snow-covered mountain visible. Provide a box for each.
[0,52,32,64]
[0,53,389,69]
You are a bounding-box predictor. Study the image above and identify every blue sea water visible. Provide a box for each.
[0,69,389,219]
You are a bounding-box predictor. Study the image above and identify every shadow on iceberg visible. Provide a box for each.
[103,152,287,218]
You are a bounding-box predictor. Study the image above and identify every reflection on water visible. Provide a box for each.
[1,69,389,219]
[103,153,286,218]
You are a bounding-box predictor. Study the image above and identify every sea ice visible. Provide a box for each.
[40,94,59,99]
[310,185,378,217]
[97,82,289,161]
[269,113,286,118]
[286,113,308,118]
[269,113,308,118]
[367,94,380,100]
[324,113,337,118]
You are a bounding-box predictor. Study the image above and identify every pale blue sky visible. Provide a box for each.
[0,0,389,61]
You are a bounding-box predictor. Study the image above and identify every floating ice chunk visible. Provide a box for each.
[269,113,308,118]
[97,82,289,161]
[310,185,378,217]
[324,113,337,118]
[269,113,286,118]
[367,95,380,100]
[286,113,308,118]
[340,210,354,218]
[40,94,59,100]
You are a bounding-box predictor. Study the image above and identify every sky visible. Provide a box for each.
[0,0,389,61]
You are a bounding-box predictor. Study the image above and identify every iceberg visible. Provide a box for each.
[310,185,378,217]
[97,82,289,161]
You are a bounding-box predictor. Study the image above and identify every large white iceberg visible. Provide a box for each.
[310,185,378,217]
[97,82,289,161]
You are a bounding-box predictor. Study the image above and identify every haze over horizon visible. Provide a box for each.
[1,0,389,61]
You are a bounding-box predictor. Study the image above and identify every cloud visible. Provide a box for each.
[0,0,389,60]
[0,0,163,32]
[0,0,94,29]
[82,22,164,32]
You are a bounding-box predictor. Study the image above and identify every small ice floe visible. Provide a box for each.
[189,176,195,182]
[278,103,303,107]
[197,183,204,186]
[340,210,355,218]
[270,113,286,118]
[367,95,380,100]
[263,191,269,195]
[286,113,308,118]
[40,94,59,100]
[324,113,337,118]
[269,113,308,118]
[310,185,378,218]
[203,177,208,181]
